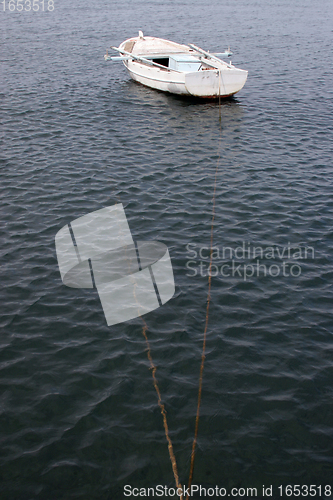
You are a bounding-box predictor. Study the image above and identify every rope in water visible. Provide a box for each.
[137,113,222,499]
[186,120,222,497]
[141,318,184,500]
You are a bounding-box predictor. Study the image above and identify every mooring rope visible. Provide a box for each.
[129,255,183,498]
[186,119,222,498]
[133,110,222,500]
[140,318,184,500]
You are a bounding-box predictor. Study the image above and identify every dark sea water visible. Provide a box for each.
[1,0,333,498]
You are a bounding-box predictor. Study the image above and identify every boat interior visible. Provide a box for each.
[143,54,214,72]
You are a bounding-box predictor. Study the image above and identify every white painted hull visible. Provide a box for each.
[125,60,247,98]
[125,61,187,95]
[116,35,248,98]
[185,68,248,98]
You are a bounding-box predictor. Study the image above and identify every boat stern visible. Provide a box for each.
[185,67,248,98]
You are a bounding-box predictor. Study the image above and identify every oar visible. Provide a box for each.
[197,58,220,70]
[189,43,231,67]
[213,51,233,58]
[104,55,129,61]
[110,46,182,73]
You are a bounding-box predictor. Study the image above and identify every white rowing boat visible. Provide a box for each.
[104,31,248,98]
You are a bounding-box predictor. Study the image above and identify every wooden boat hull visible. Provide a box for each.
[126,61,247,98]
[125,60,187,95]
[185,68,248,98]
[118,35,248,98]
